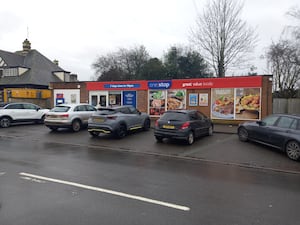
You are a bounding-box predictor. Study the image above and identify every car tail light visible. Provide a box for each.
[59,114,69,118]
[107,116,117,120]
[181,122,190,129]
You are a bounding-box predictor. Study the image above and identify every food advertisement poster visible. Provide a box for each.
[149,90,166,116]
[149,89,186,116]
[189,93,198,106]
[235,88,261,120]
[211,88,234,119]
[167,90,186,110]
[199,93,208,106]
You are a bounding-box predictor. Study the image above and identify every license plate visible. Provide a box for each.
[93,118,104,123]
[163,125,175,129]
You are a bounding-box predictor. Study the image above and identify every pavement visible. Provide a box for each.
[213,124,238,134]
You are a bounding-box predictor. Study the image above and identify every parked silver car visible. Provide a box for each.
[88,105,151,138]
[0,102,49,128]
[44,103,97,132]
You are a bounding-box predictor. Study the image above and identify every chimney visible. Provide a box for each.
[53,59,59,65]
[22,38,31,53]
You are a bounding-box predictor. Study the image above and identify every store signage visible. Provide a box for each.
[123,91,136,107]
[104,84,141,88]
[182,81,214,88]
[56,93,64,98]
[172,76,262,89]
[148,81,172,89]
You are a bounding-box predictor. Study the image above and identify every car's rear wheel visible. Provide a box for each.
[143,119,151,131]
[89,131,99,137]
[155,136,163,143]
[72,120,81,132]
[115,124,127,138]
[0,117,11,128]
[186,131,194,145]
[238,127,248,142]
[285,141,300,161]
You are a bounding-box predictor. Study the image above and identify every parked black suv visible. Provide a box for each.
[154,110,213,145]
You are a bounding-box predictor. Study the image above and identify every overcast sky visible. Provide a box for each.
[0,0,299,81]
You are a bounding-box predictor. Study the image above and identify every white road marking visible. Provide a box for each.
[19,172,190,211]
[0,172,6,176]
[20,176,46,183]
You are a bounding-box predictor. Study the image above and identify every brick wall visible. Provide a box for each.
[186,89,211,117]
[261,75,273,118]
[137,90,148,113]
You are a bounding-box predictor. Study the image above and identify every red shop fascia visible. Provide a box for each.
[86,75,272,122]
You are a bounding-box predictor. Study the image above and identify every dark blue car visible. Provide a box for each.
[238,114,300,161]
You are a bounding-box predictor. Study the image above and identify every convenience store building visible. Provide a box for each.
[49,75,272,124]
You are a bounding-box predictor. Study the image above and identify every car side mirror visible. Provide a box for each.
[36,107,40,111]
[256,121,264,126]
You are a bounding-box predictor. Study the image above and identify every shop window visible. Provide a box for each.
[109,93,121,106]
[91,95,97,106]
[100,95,107,107]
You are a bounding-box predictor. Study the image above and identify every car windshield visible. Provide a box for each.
[97,108,118,115]
[262,115,280,126]
[50,106,70,112]
[160,112,187,121]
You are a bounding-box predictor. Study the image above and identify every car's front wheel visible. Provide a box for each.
[186,131,194,145]
[285,140,300,161]
[0,117,11,128]
[72,120,81,132]
[36,115,45,124]
[238,127,248,142]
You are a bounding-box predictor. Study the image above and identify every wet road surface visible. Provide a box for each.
[0,124,300,225]
[1,124,300,172]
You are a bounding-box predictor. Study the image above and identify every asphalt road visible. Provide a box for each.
[0,124,300,225]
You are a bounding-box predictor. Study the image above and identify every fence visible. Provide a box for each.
[273,98,300,114]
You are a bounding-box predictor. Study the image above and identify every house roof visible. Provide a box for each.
[0,48,68,86]
[0,49,24,66]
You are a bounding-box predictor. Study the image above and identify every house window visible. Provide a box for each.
[3,68,18,77]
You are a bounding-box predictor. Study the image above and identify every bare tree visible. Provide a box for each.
[286,7,300,40]
[267,40,300,98]
[91,45,149,81]
[118,45,149,80]
[190,0,257,77]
